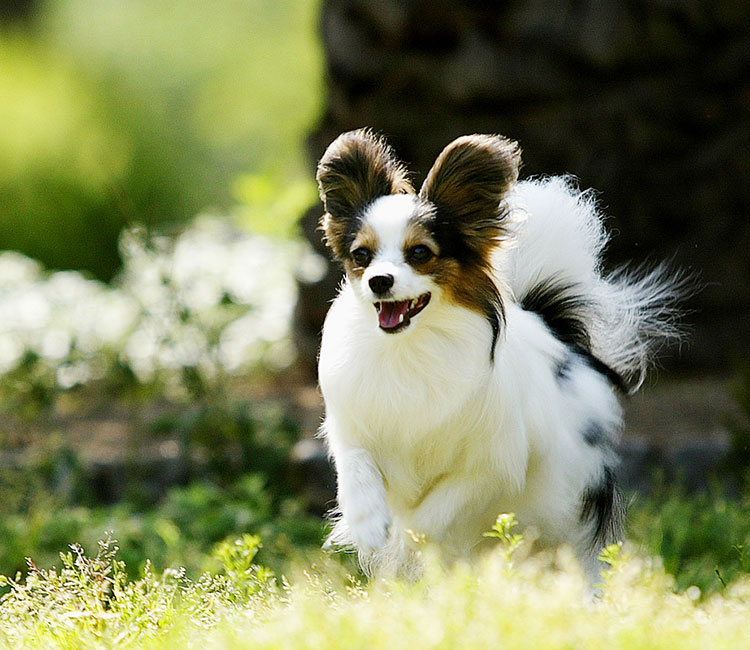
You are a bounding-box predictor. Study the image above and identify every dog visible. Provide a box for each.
[315,128,684,581]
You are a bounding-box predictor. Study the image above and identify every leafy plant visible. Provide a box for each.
[3,533,750,650]
[0,472,325,583]
[210,534,275,602]
[483,513,523,567]
[722,362,750,484]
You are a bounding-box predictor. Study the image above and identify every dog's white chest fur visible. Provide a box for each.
[319,289,503,560]
[320,283,491,440]
[320,283,494,494]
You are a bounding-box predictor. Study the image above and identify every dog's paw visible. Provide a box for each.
[343,497,391,553]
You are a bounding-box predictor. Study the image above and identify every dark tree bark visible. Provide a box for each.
[297,1,750,375]
[0,0,38,23]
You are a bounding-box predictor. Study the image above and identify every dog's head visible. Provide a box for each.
[317,129,520,342]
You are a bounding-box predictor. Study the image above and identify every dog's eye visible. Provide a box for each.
[351,247,372,267]
[408,245,434,264]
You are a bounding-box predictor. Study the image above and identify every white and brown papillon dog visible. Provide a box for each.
[316,128,684,581]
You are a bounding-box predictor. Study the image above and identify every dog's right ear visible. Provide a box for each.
[317,128,412,260]
[419,135,521,250]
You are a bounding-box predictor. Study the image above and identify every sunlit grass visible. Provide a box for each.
[628,481,750,593]
[2,533,750,650]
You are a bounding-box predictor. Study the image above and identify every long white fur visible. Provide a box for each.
[505,177,685,390]
[319,177,677,581]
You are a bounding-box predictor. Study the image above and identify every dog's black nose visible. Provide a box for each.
[369,274,394,296]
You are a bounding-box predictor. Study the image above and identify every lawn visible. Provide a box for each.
[2,515,750,649]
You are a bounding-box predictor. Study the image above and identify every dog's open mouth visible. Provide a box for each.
[374,293,431,332]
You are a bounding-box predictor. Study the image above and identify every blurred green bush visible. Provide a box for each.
[628,481,750,593]
[0,0,322,279]
[0,468,325,581]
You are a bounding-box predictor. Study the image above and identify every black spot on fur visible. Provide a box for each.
[579,351,631,394]
[520,279,593,350]
[521,279,631,393]
[487,307,502,362]
[580,466,624,551]
[583,422,607,447]
[555,352,574,382]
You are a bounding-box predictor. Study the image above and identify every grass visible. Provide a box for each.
[0,472,326,584]
[1,438,750,648]
[628,481,750,593]
[1,368,748,647]
[2,527,750,649]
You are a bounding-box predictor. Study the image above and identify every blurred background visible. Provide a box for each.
[0,0,749,593]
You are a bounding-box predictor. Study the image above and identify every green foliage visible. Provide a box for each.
[234,172,319,238]
[478,493,750,599]
[483,513,523,567]
[210,534,275,601]
[598,542,625,570]
[722,362,750,482]
[0,471,324,584]
[628,481,750,594]
[0,535,279,647]
[145,400,298,493]
[3,534,750,649]
[0,34,128,279]
[0,0,322,278]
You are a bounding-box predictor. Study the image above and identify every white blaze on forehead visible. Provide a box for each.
[363,194,418,260]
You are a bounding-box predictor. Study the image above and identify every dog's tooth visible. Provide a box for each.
[398,313,404,323]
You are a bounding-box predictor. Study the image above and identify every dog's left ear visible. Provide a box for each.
[317,128,413,261]
[419,135,521,246]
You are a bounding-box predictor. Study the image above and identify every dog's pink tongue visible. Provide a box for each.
[378,300,409,329]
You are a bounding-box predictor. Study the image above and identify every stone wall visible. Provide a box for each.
[297,0,750,374]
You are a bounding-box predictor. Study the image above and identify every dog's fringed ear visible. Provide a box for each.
[317,128,412,260]
[419,135,521,247]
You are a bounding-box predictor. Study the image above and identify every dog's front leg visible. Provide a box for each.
[328,445,391,554]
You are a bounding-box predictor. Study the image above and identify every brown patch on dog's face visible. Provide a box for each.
[344,223,380,279]
[402,220,440,272]
[428,252,505,361]
[405,204,504,351]
[431,258,502,320]
[317,128,413,262]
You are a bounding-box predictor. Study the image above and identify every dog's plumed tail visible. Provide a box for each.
[592,261,690,392]
[505,176,689,394]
